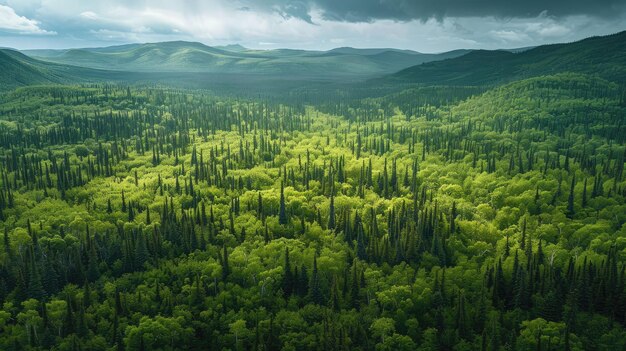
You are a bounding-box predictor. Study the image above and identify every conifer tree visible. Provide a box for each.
[282,248,293,297]
[309,255,323,305]
[134,232,149,269]
[567,175,576,219]
[279,182,288,225]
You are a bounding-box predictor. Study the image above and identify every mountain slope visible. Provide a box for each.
[0,49,132,90]
[0,50,65,89]
[389,31,626,85]
[25,41,469,78]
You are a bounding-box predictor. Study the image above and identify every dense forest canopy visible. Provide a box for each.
[0,68,623,351]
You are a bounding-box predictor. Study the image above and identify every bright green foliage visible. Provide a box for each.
[0,70,623,351]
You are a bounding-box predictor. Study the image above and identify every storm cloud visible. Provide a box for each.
[0,0,624,51]
[276,0,626,22]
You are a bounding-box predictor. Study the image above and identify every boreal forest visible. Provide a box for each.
[0,18,625,351]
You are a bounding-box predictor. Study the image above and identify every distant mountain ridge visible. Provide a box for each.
[388,31,626,85]
[3,32,625,92]
[22,41,469,78]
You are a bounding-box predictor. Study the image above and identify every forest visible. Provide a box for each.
[0,68,623,351]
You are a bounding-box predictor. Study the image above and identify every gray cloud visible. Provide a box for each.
[278,1,313,23]
[0,0,624,51]
[252,0,626,22]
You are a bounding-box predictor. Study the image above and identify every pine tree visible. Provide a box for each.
[222,245,230,282]
[128,203,135,222]
[40,301,55,348]
[350,260,360,309]
[121,190,127,212]
[282,248,293,297]
[330,276,340,311]
[356,214,367,261]
[298,264,309,297]
[456,291,470,340]
[540,291,562,322]
[279,182,288,225]
[450,201,457,234]
[514,268,529,309]
[134,232,149,269]
[309,255,324,305]
[63,297,74,337]
[328,193,335,230]
[257,192,264,220]
[566,174,576,219]
[27,248,45,300]
[87,245,100,282]
[492,259,506,308]
[537,239,544,264]
[42,256,59,296]
[504,235,510,257]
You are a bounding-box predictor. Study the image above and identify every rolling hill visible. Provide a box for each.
[0,49,62,89]
[389,30,626,85]
[23,41,469,78]
[0,46,382,95]
[9,31,625,93]
[0,49,136,90]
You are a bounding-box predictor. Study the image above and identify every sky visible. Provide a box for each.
[0,0,625,52]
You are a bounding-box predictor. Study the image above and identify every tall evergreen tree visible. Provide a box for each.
[328,193,335,230]
[134,232,149,269]
[309,255,324,305]
[567,175,576,219]
[279,182,288,225]
[282,248,293,297]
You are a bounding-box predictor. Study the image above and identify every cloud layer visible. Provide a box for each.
[0,0,624,51]
[274,0,626,22]
[0,4,53,34]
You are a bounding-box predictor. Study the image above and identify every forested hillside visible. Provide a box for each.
[0,71,624,350]
[0,50,129,92]
[390,31,626,85]
[0,50,64,89]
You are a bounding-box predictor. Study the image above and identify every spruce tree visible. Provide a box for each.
[566,175,576,219]
[456,291,470,340]
[309,255,324,305]
[27,248,45,300]
[328,193,335,230]
[222,245,230,282]
[134,232,149,269]
[282,248,293,297]
[279,182,288,225]
[350,260,360,309]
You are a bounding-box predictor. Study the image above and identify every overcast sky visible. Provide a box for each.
[0,0,625,52]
